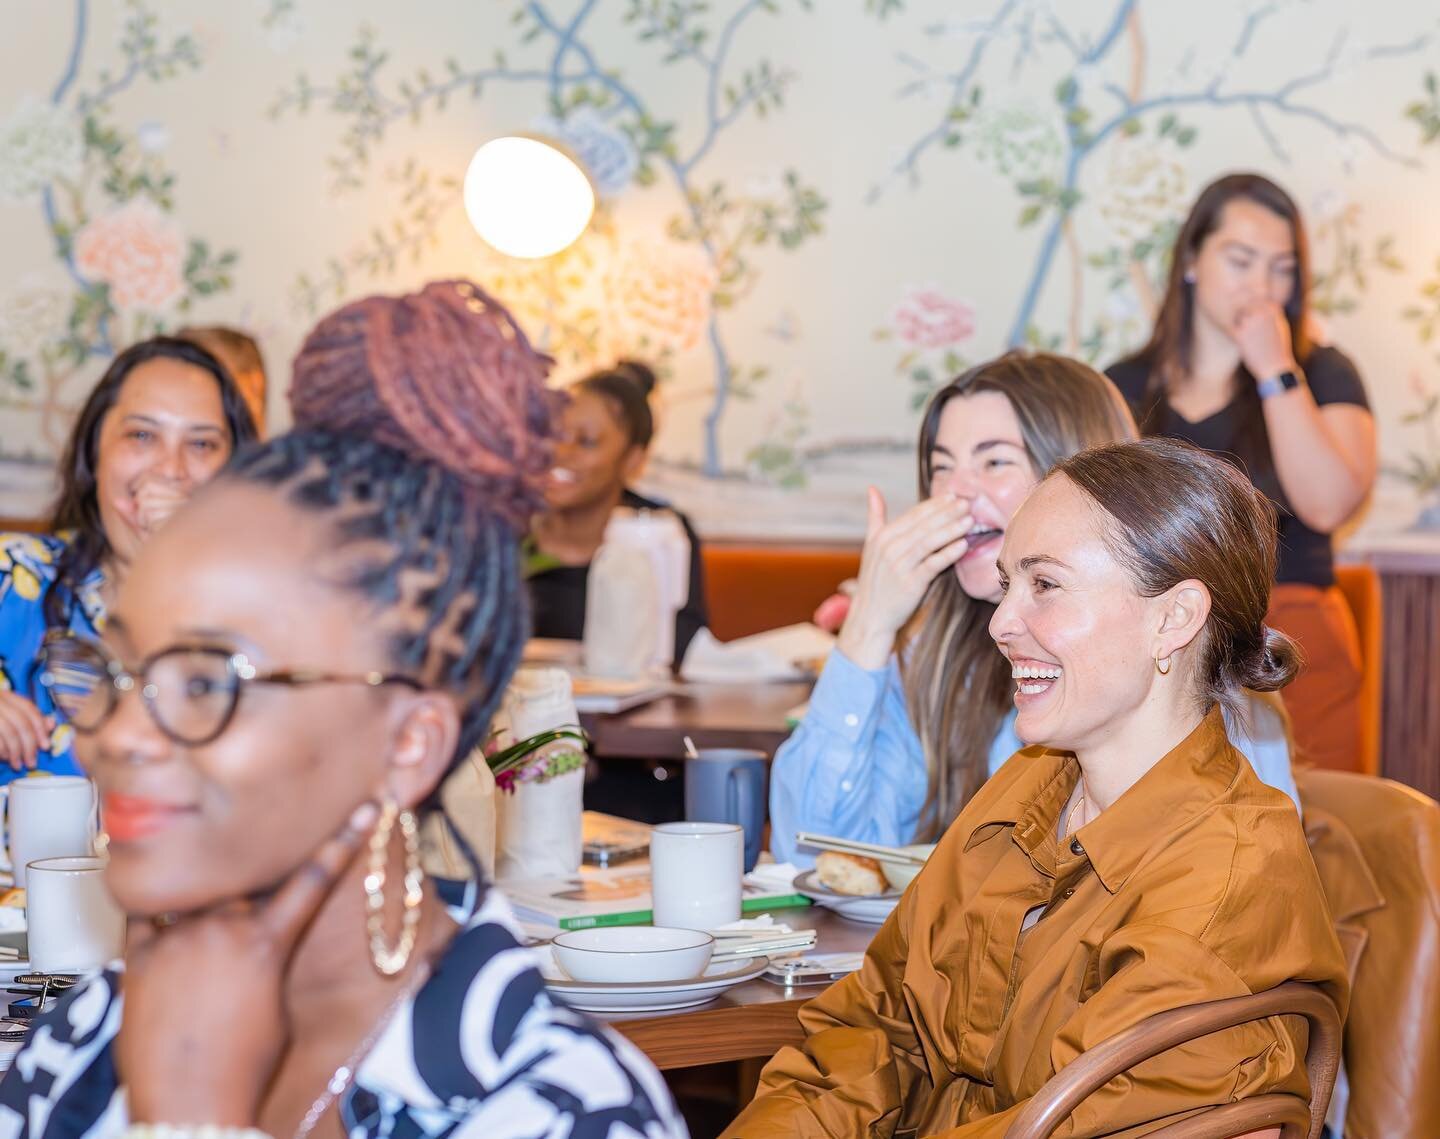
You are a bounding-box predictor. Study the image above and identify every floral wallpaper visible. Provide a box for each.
[2,0,1438,539]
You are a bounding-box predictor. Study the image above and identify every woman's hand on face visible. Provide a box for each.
[119,801,380,1127]
[0,690,50,771]
[1233,302,1298,382]
[132,476,191,535]
[836,488,972,670]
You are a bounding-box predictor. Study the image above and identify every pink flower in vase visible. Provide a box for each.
[891,288,976,349]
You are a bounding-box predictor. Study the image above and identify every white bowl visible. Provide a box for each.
[881,844,937,891]
[552,926,715,984]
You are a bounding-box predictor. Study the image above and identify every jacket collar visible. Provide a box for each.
[963,707,1246,893]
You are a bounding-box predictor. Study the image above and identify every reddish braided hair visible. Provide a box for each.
[289,279,557,528]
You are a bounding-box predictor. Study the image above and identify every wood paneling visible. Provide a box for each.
[1379,570,1440,801]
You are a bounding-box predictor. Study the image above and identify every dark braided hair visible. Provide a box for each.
[226,434,525,762]
[575,359,657,449]
[288,279,554,528]
[220,280,558,775]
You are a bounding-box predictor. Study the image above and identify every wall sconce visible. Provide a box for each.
[463,135,595,259]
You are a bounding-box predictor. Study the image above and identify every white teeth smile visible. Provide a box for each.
[1013,663,1061,695]
[1011,665,1062,680]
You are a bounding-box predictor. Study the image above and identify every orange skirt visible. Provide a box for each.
[1266,583,1364,772]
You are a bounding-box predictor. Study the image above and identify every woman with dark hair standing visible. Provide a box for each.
[0,337,257,777]
[527,360,708,666]
[2,281,682,1137]
[1106,173,1376,771]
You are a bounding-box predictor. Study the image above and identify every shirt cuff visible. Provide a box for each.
[804,649,890,743]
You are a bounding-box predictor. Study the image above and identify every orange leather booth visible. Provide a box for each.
[702,544,861,643]
[1333,563,1382,777]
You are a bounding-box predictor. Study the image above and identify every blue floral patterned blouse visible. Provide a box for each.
[0,533,106,782]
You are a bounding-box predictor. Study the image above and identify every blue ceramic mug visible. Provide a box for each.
[684,748,768,872]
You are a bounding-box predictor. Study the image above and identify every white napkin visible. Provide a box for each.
[680,625,835,684]
[745,861,803,893]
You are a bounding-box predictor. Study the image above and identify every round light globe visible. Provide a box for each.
[463,136,595,259]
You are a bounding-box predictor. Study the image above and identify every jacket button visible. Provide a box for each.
[1063,887,1075,898]
[1070,837,1084,856]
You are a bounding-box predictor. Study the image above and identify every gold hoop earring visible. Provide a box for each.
[365,798,425,976]
[1155,655,1172,676]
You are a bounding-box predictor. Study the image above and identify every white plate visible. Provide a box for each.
[542,955,769,1012]
[793,870,899,926]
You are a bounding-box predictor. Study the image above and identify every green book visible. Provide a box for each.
[503,864,811,930]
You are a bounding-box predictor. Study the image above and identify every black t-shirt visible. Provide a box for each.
[1105,346,1369,588]
[526,489,709,667]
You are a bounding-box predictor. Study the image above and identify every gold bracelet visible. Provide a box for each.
[124,1126,273,1139]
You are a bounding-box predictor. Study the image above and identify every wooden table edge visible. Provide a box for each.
[609,993,809,1070]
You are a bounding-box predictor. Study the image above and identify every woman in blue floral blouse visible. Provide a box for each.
[0,337,257,779]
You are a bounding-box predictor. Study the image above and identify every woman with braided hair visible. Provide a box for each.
[1,281,684,1139]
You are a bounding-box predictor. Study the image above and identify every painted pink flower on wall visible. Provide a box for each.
[73,200,186,312]
[890,287,976,348]
[607,238,717,354]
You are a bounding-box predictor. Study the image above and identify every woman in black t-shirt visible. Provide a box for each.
[1106,173,1376,773]
[527,361,707,667]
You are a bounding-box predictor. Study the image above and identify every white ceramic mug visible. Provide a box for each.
[25,856,125,973]
[0,776,98,889]
[650,821,743,930]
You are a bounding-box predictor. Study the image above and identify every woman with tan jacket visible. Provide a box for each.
[724,439,1347,1138]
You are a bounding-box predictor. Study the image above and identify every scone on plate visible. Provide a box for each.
[815,850,888,896]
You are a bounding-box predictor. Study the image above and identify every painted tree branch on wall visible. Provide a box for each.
[0,0,238,455]
[868,0,1433,362]
[273,0,827,479]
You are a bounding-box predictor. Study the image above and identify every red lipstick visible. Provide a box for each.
[102,793,194,843]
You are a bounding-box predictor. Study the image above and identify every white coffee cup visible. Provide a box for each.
[25,856,125,973]
[650,821,743,930]
[0,776,98,889]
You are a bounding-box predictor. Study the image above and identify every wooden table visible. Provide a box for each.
[583,681,811,762]
[604,905,876,1069]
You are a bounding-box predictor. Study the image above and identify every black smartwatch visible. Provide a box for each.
[1256,369,1303,400]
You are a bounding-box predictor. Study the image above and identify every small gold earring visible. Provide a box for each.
[1155,655,1172,676]
[365,797,425,976]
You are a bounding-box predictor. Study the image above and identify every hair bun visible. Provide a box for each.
[289,280,558,528]
[1233,625,1302,693]
[612,359,657,397]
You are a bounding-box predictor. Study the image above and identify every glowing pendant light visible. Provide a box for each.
[463,135,595,259]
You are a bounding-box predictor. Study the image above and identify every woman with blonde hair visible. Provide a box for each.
[769,351,1296,862]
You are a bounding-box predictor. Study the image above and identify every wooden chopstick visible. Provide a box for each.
[795,832,929,866]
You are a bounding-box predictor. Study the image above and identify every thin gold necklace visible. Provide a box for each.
[1064,791,1087,837]
[292,962,432,1139]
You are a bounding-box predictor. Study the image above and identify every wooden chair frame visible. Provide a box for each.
[1004,982,1342,1139]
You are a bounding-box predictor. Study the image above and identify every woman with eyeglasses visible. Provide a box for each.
[0,337,257,778]
[4,282,682,1139]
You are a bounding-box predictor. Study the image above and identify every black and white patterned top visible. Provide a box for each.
[0,881,687,1138]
